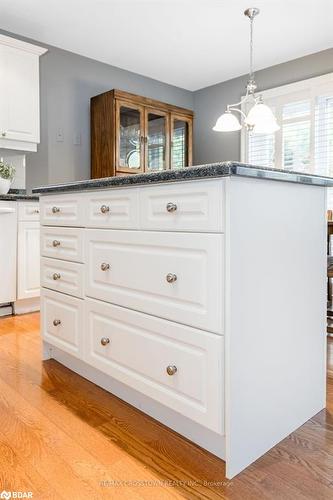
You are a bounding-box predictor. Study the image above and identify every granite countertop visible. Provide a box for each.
[0,190,39,201]
[32,162,333,195]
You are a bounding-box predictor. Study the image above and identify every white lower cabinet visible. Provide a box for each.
[41,257,84,298]
[85,229,224,334]
[41,226,84,263]
[17,221,40,300]
[41,288,84,358]
[84,298,224,433]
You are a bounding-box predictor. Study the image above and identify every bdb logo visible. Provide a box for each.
[0,492,33,499]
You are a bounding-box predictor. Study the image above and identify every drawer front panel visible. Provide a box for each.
[85,189,139,229]
[41,257,84,298]
[139,180,224,232]
[41,288,84,358]
[40,194,85,227]
[18,202,40,221]
[41,227,84,263]
[85,298,224,433]
[85,230,223,333]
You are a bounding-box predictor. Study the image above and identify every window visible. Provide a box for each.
[241,73,333,205]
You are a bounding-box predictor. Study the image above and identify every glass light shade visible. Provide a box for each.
[213,112,242,132]
[245,103,280,134]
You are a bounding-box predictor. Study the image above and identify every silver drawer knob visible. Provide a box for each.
[100,337,110,346]
[100,205,110,214]
[166,273,177,283]
[166,365,177,376]
[166,202,177,213]
[53,319,61,326]
[52,272,61,280]
[34,209,40,214]
[52,206,60,213]
[100,262,110,271]
[52,240,61,247]
[1,132,6,137]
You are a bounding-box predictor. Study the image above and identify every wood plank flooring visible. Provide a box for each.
[0,313,332,499]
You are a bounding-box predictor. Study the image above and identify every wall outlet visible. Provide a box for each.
[56,129,64,142]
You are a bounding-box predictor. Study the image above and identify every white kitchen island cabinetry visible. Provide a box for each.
[36,163,331,478]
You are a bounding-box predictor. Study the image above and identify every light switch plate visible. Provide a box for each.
[73,133,81,145]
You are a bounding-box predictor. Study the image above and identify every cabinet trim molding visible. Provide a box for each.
[0,34,47,56]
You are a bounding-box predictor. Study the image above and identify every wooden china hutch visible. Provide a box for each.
[91,89,193,178]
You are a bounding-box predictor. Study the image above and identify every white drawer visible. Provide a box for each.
[41,288,84,358]
[41,257,84,298]
[85,298,224,433]
[85,230,224,334]
[41,227,84,263]
[18,202,40,221]
[139,180,224,232]
[40,194,85,227]
[85,189,139,229]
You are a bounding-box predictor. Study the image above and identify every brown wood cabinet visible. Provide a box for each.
[91,89,193,178]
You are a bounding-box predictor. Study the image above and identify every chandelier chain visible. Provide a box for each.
[249,16,254,81]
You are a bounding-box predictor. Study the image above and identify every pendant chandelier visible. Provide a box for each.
[213,7,280,134]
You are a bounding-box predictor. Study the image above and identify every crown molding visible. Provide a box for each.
[0,34,47,56]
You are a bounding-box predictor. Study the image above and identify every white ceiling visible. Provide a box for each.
[0,0,332,91]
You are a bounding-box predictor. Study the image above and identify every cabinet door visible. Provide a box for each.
[145,108,169,172]
[0,44,40,143]
[17,221,40,300]
[170,114,193,169]
[115,100,145,173]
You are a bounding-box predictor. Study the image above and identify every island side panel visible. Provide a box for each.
[225,176,327,479]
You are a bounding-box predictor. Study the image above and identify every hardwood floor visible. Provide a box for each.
[0,313,332,499]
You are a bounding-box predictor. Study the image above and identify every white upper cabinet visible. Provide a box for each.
[0,35,47,152]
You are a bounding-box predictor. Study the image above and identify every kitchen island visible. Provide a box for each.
[33,162,333,478]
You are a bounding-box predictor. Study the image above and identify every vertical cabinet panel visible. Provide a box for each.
[171,114,193,169]
[145,109,169,172]
[115,100,145,173]
[17,221,40,300]
[3,45,39,143]
[0,36,47,150]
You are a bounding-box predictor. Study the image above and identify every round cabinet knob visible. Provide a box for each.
[166,365,177,376]
[166,273,177,283]
[166,202,177,213]
[53,319,61,326]
[52,206,60,213]
[100,262,110,271]
[52,272,61,280]
[1,132,6,137]
[52,240,61,247]
[100,205,110,214]
[34,209,40,214]
[100,337,110,346]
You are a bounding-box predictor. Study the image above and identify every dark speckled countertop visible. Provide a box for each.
[0,189,39,201]
[32,162,333,195]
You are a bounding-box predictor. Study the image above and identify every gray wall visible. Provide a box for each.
[1,32,193,191]
[193,48,333,165]
[3,29,333,189]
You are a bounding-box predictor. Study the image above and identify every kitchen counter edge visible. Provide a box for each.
[32,162,333,194]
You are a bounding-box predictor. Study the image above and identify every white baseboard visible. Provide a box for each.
[13,297,40,315]
[43,341,226,461]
